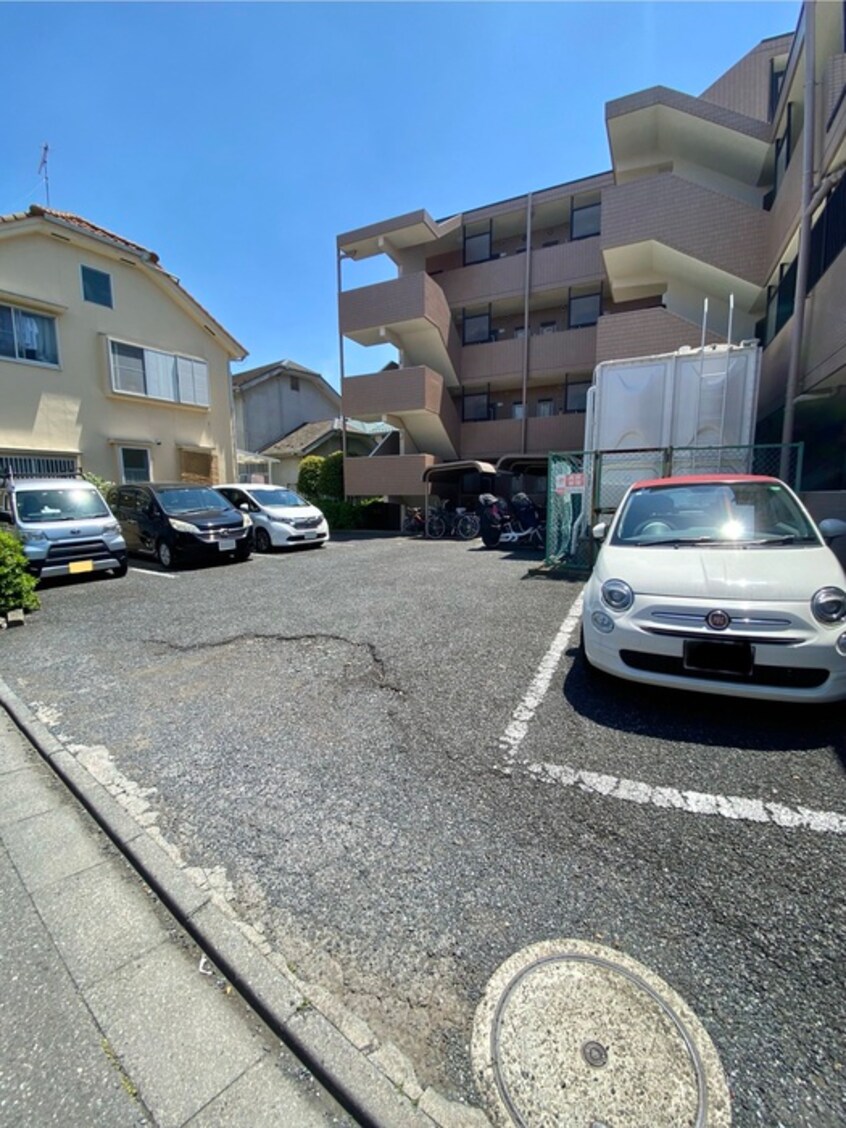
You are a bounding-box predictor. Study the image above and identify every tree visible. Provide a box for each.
[297,455,324,502]
[318,451,345,501]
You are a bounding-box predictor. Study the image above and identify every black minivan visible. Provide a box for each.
[109,483,253,569]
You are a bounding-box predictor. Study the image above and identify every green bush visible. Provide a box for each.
[297,455,324,502]
[0,530,40,615]
[318,451,345,501]
[82,470,116,499]
[319,498,365,530]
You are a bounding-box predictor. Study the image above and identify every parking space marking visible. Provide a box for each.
[498,593,846,838]
[499,595,583,761]
[129,567,178,579]
[525,759,846,835]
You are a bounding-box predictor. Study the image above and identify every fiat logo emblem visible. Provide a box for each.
[706,609,731,630]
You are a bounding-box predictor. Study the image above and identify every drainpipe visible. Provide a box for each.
[780,0,816,481]
[337,248,349,498]
[520,193,533,454]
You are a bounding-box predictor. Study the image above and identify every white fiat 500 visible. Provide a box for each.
[215,484,329,551]
[582,474,846,702]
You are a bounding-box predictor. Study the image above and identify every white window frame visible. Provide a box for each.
[118,445,151,484]
[108,337,210,407]
[0,301,60,367]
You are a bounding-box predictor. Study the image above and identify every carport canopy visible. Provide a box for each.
[421,460,499,521]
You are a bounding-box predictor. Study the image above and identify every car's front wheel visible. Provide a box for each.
[110,558,129,578]
[156,540,175,570]
[254,528,272,553]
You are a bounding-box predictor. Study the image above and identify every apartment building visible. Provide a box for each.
[0,206,245,485]
[337,1,846,509]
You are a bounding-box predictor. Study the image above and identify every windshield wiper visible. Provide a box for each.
[630,536,718,547]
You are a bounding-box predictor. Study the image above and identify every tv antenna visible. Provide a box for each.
[37,143,50,207]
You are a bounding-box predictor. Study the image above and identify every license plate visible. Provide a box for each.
[69,560,94,574]
[305,531,317,539]
[218,539,236,552]
[683,639,754,677]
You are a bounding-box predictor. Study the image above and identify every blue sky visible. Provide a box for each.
[3,1,799,388]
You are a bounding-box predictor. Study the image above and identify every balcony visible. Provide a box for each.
[342,366,459,460]
[345,452,436,500]
[460,326,597,385]
[435,238,604,308]
[595,307,725,364]
[339,272,460,384]
[601,174,770,305]
[459,413,587,460]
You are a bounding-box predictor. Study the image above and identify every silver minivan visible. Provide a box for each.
[0,476,128,580]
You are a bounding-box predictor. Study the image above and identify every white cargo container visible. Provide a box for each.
[583,341,761,522]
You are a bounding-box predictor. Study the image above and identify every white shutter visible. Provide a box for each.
[177,357,209,405]
[144,350,176,400]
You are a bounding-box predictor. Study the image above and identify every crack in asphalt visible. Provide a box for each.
[146,631,405,695]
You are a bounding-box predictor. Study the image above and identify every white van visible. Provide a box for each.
[0,476,128,580]
[215,484,329,552]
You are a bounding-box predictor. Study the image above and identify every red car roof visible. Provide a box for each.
[629,474,781,489]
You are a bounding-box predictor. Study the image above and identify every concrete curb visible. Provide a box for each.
[0,676,443,1128]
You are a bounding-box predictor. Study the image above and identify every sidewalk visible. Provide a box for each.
[0,707,357,1127]
[0,680,486,1128]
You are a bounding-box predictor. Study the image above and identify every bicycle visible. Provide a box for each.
[426,501,480,541]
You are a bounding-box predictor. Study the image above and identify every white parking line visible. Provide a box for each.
[498,592,846,837]
[129,567,178,579]
[499,595,582,761]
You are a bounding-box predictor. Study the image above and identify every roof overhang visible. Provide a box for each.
[422,460,497,482]
[606,87,772,186]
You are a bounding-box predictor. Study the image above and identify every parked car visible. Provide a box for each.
[0,475,127,580]
[581,474,846,703]
[215,484,329,552]
[109,483,252,569]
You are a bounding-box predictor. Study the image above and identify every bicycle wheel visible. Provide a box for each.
[427,513,447,539]
[455,513,480,540]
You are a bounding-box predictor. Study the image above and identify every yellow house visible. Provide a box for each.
[0,205,246,485]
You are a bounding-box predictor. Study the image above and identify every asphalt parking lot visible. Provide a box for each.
[3,534,845,1126]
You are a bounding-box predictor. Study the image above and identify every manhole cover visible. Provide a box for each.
[472,940,731,1128]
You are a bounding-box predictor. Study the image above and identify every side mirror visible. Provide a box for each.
[0,511,11,524]
[239,503,250,512]
[818,517,846,542]
[592,521,607,541]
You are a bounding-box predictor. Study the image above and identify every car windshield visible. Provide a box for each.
[156,487,231,516]
[611,481,821,547]
[15,487,109,523]
[250,488,308,508]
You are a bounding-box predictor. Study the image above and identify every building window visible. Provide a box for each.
[462,391,491,421]
[565,378,590,413]
[769,57,787,120]
[511,402,525,420]
[81,265,113,308]
[0,453,77,477]
[109,340,209,406]
[464,220,492,266]
[119,447,150,483]
[536,399,554,417]
[0,303,59,366]
[290,375,300,391]
[571,201,601,240]
[568,291,602,329]
[462,308,491,345]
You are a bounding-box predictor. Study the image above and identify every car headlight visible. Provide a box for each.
[169,518,200,534]
[811,586,846,623]
[601,579,634,612]
[19,530,48,543]
[102,522,120,534]
[272,518,294,528]
[241,513,253,527]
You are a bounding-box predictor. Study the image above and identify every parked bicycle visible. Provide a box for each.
[401,507,426,535]
[426,500,480,541]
